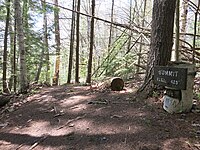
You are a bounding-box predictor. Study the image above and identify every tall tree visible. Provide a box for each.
[52,0,61,85]
[180,0,188,49]
[35,0,50,83]
[75,0,81,83]
[106,0,114,75]
[14,0,28,93]
[43,0,50,84]
[86,0,95,84]
[67,0,76,84]
[175,0,180,61]
[2,0,11,93]
[136,0,147,74]
[138,0,177,98]
[8,18,15,91]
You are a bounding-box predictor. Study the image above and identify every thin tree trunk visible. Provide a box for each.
[86,0,95,84]
[35,0,49,83]
[42,0,50,84]
[105,0,114,75]
[13,18,17,93]
[8,19,14,91]
[75,0,81,83]
[15,0,28,93]
[179,0,188,61]
[67,0,76,84]
[175,0,180,61]
[136,0,147,74]
[2,0,11,93]
[52,0,61,85]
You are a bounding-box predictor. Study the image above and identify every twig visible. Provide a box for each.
[29,135,48,150]
[57,114,86,130]
[15,144,24,150]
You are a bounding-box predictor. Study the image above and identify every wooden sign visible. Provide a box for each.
[154,66,188,90]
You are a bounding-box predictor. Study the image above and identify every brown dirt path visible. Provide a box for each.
[0,84,199,150]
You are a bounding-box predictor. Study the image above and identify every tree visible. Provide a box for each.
[8,16,15,92]
[2,0,11,93]
[136,0,147,74]
[75,0,81,83]
[67,0,76,84]
[35,0,50,83]
[106,0,114,75]
[180,0,188,49]
[175,0,180,61]
[138,0,177,98]
[52,0,61,85]
[86,0,95,84]
[14,0,28,93]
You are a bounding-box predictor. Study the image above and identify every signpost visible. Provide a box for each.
[154,66,188,90]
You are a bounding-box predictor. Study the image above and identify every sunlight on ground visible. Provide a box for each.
[8,120,73,137]
[68,104,88,112]
[163,138,190,150]
[60,95,92,107]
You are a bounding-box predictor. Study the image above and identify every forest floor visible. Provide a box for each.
[0,80,200,150]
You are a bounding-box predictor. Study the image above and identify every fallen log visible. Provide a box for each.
[110,77,124,91]
[95,77,124,91]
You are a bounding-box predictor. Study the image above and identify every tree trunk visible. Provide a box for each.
[86,0,95,84]
[2,0,11,93]
[52,0,61,85]
[138,0,176,98]
[35,0,49,83]
[105,0,114,75]
[175,0,180,61]
[67,0,76,84]
[42,0,50,84]
[75,0,81,83]
[8,18,15,91]
[13,18,17,93]
[136,0,147,74]
[15,0,28,93]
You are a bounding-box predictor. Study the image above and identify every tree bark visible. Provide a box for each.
[42,0,50,84]
[35,0,49,83]
[67,0,76,84]
[106,0,114,75]
[138,0,176,98]
[86,0,95,84]
[52,0,61,85]
[3,0,11,93]
[136,0,147,74]
[15,0,28,93]
[175,0,180,61]
[8,18,15,91]
[75,0,81,83]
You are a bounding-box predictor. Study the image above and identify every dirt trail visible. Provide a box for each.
[0,85,199,150]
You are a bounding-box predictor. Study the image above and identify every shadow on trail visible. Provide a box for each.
[0,85,199,149]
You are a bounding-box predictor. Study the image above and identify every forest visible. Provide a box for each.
[0,0,199,93]
[0,0,200,149]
